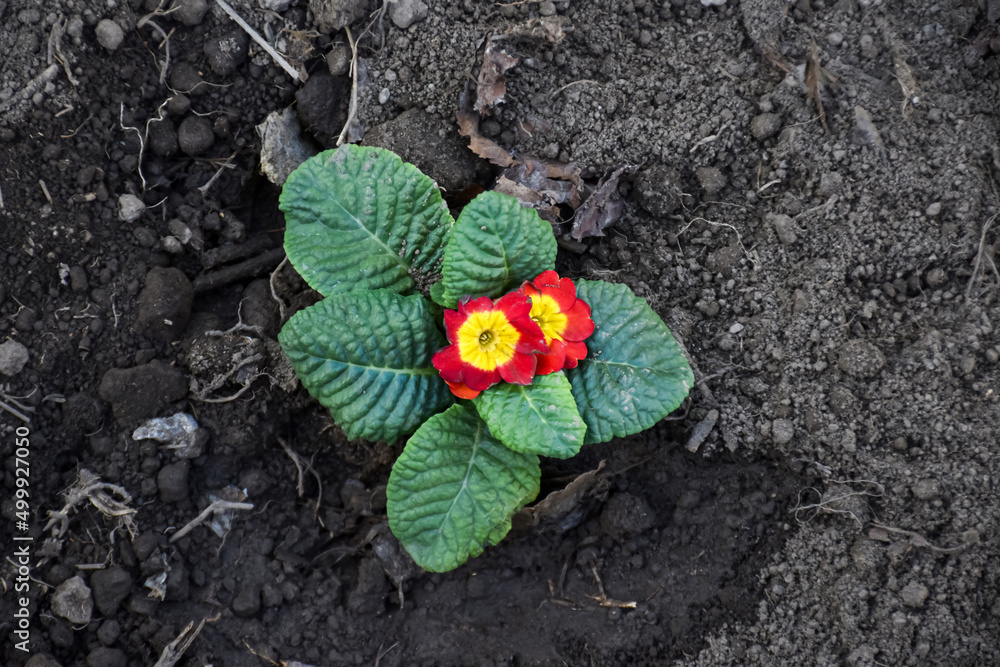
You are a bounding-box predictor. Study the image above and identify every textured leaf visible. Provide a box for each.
[280,145,453,296]
[387,404,541,572]
[565,280,693,445]
[474,372,586,459]
[278,290,453,442]
[439,191,556,308]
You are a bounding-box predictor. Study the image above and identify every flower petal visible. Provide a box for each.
[561,299,595,341]
[443,308,466,343]
[498,349,537,385]
[509,316,548,354]
[534,273,577,311]
[432,345,466,383]
[462,363,502,391]
[494,291,533,321]
[534,340,568,375]
[562,340,588,368]
[445,380,481,400]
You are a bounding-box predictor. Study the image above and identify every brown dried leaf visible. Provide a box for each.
[475,39,518,115]
[494,156,581,221]
[505,15,569,44]
[804,40,831,135]
[853,105,886,155]
[457,81,515,167]
[518,461,607,527]
[570,165,635,241]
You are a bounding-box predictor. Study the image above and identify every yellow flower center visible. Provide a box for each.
[457,310,521,371]
[529,294,567,345]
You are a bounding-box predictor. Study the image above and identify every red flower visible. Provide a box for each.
[433,292,548,399]
[519,271,594,375]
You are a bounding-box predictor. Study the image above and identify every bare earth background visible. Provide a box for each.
[1,0,999,665]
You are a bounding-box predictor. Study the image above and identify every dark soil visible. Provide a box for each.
[2,0,999,665]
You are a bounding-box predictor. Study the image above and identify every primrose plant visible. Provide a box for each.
[277,145,693,572]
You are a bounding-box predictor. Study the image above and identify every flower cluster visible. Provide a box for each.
[433,271,595,399]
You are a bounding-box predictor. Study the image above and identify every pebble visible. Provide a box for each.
[157,461,190,502]
[772,418,794,445]
[729,322,744,334]
[118,194,145,222]
[232,581,261,617]
[901,581,929,608]
[378,87,390,104]
[134,267,194,342]
[827,32,844,46]
[310,0,366,33]
[926,201,942,216]
[98,360,188,425]
[169,63,205,96]
[26,655,63,667]
[170,0,208,26]
[133,413,208,459]
[818,171,843,197]
[768,212,798,245]
[912,478,941,500]
[177,116,214,156]
[750,113,782,140]
[696,166,727,196]
[388,0,429,29]
[326,42,351,76]
[51,576,94,624]
[0,340,30,376]
[836,340,885,379]
[90,567,132,616]
[86,647,127,667]
[204,30,248,76]
[95,19,124,51]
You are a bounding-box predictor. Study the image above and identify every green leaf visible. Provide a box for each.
[280,145,453,297]
[278,290,454,442]
[565,280,693,445]
[439,191,556,308]
[473,372,586,459]
[387,404,541,572]
[429,280,447,307]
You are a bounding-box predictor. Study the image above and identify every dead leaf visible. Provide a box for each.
[853,105,886,155]
[804,40,835,135]
[570,165,635,241]
[457,81,515,167]
[494,156,581,221]
[505,15,569,44]
[518,461,607,527]
[475,38,518,115]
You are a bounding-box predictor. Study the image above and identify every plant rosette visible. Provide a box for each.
[277,144,694,572]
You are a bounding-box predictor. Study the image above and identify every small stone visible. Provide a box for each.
[204,30,248,76]
[157,462,190,503]
[772,418,794,445]
[118,194,145,222]
[912,479,941,500]
[134,267,193,342]
[98,360,188,425]
[926,267,946,288]
[86,647,127,667]
[259,0,293,10]
[378,87,390,104]
[232,581,261,617]
[0,340,30,376]
[729,322,744,334]
[326,42,350,76]
[750,113,782,140]
[69,266,89,293]
[837,340,885,379]
[538,0,557,15]
[177,116,214,156]
[95,19,124,51]
[926,201,942,216]
[768,213,798,245]
[97,619,122,645]
[25,655,63,667]
[696,166,726,196]
[827,32,844,46]
[310,0,366,33]
[90,567,132,616]
[51,576,94,624]
[147,118,178,157]
[901,581,929,608]
[818,171,843,197]
[170,0,208,26]
[133,413,208,459]
[388,0,429,29]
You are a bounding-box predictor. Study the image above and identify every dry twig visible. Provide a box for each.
[169,499,254,543]
[214,0,300,82]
